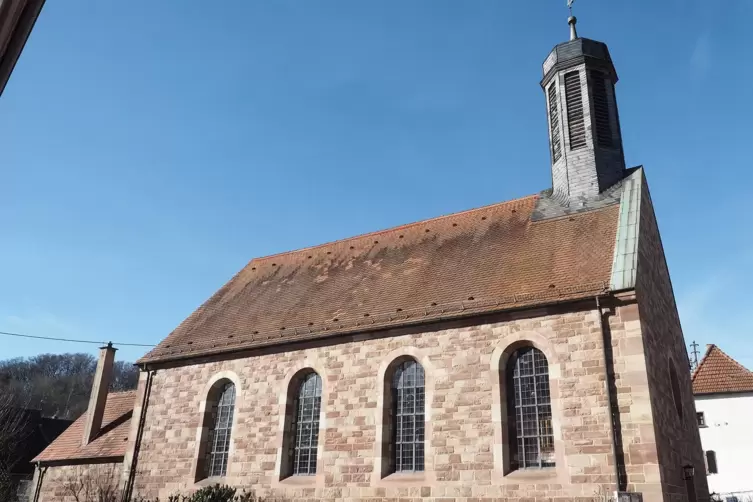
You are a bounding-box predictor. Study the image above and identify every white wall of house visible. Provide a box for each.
[695,392,753,496]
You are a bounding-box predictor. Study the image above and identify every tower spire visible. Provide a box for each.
[568,16,578,41]
[567,0,578,40]
[541,1,626,204]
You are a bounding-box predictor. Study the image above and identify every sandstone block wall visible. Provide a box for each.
[37,462,123,502]
[635,180,710,502]
[126,305,663,502]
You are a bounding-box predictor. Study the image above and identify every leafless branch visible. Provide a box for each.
[0,391,31,501]
[62,465,121,502]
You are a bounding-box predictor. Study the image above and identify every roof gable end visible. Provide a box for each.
[32,391,136,464]
[692,345,753,395]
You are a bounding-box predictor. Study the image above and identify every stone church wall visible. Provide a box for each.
[126,303,664,502]
[635,179,710,502]
[37,462,123,502]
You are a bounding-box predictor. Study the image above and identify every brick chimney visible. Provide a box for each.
[82,342,116,446]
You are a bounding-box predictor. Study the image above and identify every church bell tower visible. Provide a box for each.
[542,15,626,205]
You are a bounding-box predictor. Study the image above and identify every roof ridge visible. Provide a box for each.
[65,390,136,422]
[247,194,538,263]
[107,389,137,396]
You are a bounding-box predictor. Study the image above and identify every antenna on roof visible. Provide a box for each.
[567,0,578,40]
[690,340,700,371]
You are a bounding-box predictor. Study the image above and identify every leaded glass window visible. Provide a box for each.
[207,381,235,477]
[291,372,322,476]
[392,360,425,473]
[507,347,555,470]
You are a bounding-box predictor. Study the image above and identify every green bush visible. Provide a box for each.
[134,484,259,502]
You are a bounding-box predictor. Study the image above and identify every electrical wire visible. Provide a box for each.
[0,330,156,347]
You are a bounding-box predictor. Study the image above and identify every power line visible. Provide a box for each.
[0,330,156,347]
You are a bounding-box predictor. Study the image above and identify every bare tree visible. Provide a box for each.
[62,464,121,502]
[0,353,138,419]
[0,391,30,501]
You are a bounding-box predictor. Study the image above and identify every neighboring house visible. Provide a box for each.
[0,0,46,96]
[2,409,71,502]
[692,345,753,500]
[33,16,708,502]
[30,345,135,502]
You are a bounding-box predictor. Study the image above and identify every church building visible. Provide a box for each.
[34,15,708,502]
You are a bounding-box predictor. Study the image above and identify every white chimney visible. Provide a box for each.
[82,342,116,446]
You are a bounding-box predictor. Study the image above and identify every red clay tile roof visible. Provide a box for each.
[692,345,753,395]
[139,195,620,364]
[33,391,136,463]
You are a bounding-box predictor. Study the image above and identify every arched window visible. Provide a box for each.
[203,381,236,478]
[289,372,322,476]
[507,347,555,470]
[391,359,425,473]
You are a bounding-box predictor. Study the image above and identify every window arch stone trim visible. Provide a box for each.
[490,331,568,484]
[192,370,242,484]
[371,346,436,487]
[273,359,328,489]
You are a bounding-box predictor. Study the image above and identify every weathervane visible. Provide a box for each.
[567,0,579,40]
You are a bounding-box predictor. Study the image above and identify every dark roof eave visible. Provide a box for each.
[694,389,753,397]
[34,455,125,467]
[138,286,634,368]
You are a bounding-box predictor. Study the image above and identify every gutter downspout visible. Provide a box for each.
[121,368,154,502]
[31,462,47,502]
[596,295,623,494]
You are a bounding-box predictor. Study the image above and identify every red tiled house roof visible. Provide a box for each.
[692,345,753,395]
[33,391,136,464]
[139,195,620,364]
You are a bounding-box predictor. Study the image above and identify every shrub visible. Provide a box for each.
[134,483,259,502]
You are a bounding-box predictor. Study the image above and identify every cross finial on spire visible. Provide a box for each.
[567,0,578,40]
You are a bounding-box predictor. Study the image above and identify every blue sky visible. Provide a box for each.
[1,0,751,370]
